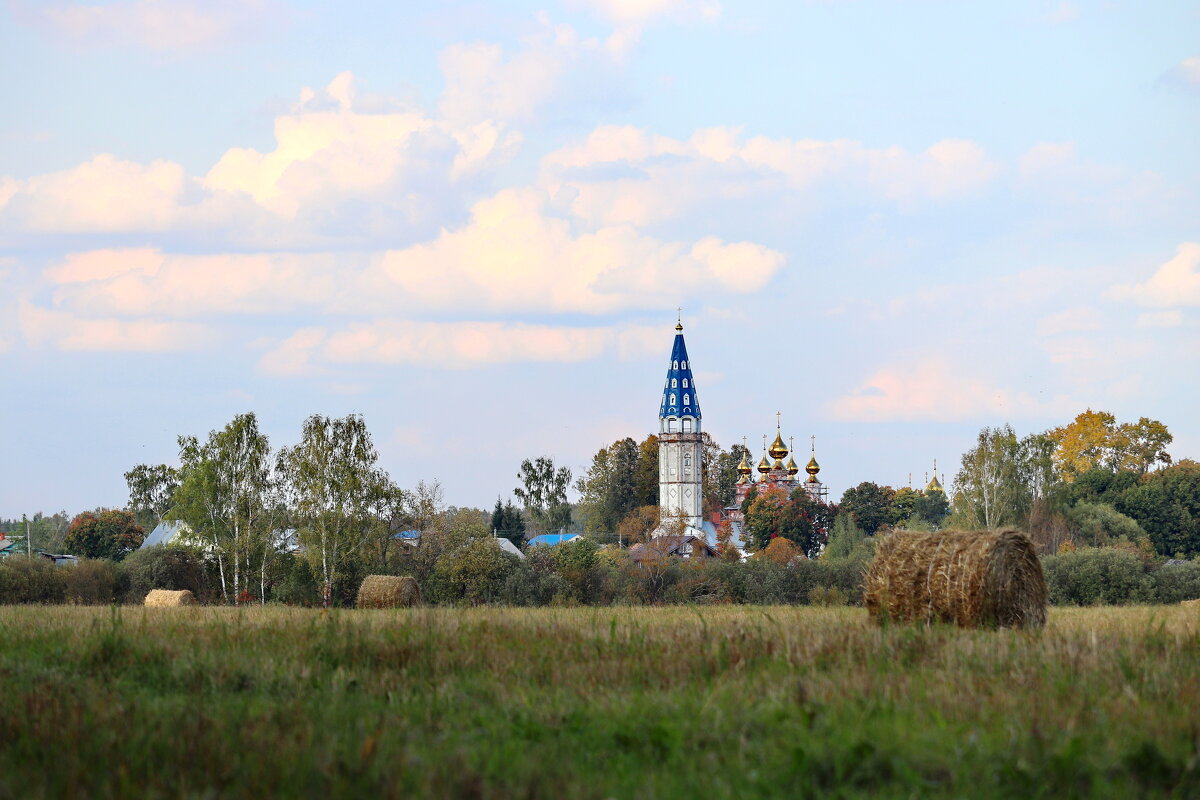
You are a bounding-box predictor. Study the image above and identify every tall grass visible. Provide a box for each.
[1,605,1197,798]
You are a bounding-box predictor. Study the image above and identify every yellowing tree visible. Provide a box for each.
[1047,410,1172,481]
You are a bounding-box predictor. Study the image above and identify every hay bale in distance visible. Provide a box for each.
[1182,598,1200,608]
[864,529,1047,629]
[357,575,421,609]
[144,589,196,607]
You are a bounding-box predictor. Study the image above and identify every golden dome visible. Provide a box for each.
[786,456,799,476]
[926,459,944,492]
[806,454,820,476]
[737,451,752,476]
[768,430,788,461]
[757,454,771,475]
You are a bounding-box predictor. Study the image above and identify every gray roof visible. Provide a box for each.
[141,520,190,548]
[496,537,525,559]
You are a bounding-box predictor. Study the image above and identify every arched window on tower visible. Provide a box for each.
[681,360,687,369]
[673,360,678,369]
[683,419,693,433]
[669,393,676,406]
[683,394,690,405]
[671,378,677,388]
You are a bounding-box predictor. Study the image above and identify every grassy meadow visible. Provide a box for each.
[1,605,1198,799]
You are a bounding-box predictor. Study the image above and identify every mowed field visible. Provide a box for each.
[1,606,1198,799]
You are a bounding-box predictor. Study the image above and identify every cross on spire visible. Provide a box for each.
[810,434,816,453]
[776,410,781,430]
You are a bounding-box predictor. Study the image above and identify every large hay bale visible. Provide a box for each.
[356,575,421,609]
[144,589,195,607]
[864,529,1047,629]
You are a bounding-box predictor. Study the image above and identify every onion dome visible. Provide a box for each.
[786,456,799,476]
[927,459,944,493]
[768,430,788,461]
[757,453,771,476]
[737,451,752,477]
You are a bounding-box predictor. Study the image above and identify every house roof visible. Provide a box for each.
[141,520,190,548]
[629,534,716,561]
[392,530,422,540]
[496,537,525,559]
[528,533,581,547]
[658,325,701,420]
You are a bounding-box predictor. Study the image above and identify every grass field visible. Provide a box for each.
[1,605,1198,799]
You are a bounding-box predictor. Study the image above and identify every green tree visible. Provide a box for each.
[435,537,519,604]
[711,443,751,508]
[490,498,526,546]
[64,510,144,560]
[276,414,398,607]
[951,425,1028,529]
[173,413,277,603]
[124,464,180,529]
[822,513,866,560]
[1115,460,1200,556]
[514,456,572,534]
[890,487,921,526]
[633,435,659,507]
[575,439,639,534]
[744,487,828,556]
[912,489,950,527]
[1047,410,1172,480]
[839,482,896,535]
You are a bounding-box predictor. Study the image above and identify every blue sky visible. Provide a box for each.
[1,0,1198,517]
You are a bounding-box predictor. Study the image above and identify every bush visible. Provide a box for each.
[0,556,67,603]
[808,585,848,606]
[1066,502,1146,548]
[120,546,214,604]
[63,559,122,604]
[435,537,520,604]
[1152,561,1200,604]
[272,555,319,605]
[1042,547,1156,605]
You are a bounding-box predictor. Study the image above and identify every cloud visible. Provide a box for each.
[376,187,785,313]
[13,0,287,52]
[45,248,345,316]
[438,15,624,124]
[1036,306,1102,337]
[829,359,1070,423]
[259,319,662,373]
[541,125,1000,226]
[2,155,187,232]
[0,73,519,241]
[1111,243,1200,307]
[18,302,212,352]
[1165,57,1200,88]
[1136,310,1183,328]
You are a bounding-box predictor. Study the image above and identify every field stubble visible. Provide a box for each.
[1,605,1197,798]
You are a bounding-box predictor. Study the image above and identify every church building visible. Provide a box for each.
[649,319,828,551]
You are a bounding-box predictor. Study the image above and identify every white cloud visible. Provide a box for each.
[14,0,286,52]
[18,302,212,352]
[541,125,1000,226]
[1170,57,1200,86]
[45,248,345,317]
[260,319,662,373]
[376,187,784,313]
[1111,243,1200,307]
[1036,306,1102,337]
[2,155,187,232]
[572,0,719,25]
[829,359,1070,423]
[1136,310,1183,328]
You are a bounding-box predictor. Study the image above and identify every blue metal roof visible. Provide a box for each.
[658,326,701,420]
[392,530,422,540]
[528,534,581,547]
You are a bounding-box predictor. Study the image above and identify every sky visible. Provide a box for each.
[1,0,1198,518]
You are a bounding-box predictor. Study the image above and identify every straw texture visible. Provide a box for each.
[356,575,421,609]
[144,589,195,607]
[864,529,1047,629]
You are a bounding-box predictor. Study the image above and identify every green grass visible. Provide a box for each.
[1,605,1198,798]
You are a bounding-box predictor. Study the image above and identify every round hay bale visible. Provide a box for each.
[356,575,421,609]
[864,529,1047,629]
[144,589,196,607]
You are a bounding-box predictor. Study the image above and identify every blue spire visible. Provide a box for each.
[658,322,701,420]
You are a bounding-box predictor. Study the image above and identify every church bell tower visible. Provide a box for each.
[654,318,703,537]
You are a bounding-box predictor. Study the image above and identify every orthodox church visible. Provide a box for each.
[649,319,828,551]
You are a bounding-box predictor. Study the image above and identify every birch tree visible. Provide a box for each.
[276,414,396,607]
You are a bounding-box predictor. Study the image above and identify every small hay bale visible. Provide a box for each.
[144,589,195,607]
[356,575,421,609]
[864,529,1047,629]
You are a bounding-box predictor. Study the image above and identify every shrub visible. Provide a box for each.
[808,585,848,606]
[435,537,520,604]
[0,556,67,603]
[1152,561,1200,604]
[120,546,214,604]
[64,510,144,561]
[63,559,122,604]
[273,555,319,605]
[1042,547,1156,606]
[1066,502,1146,548]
